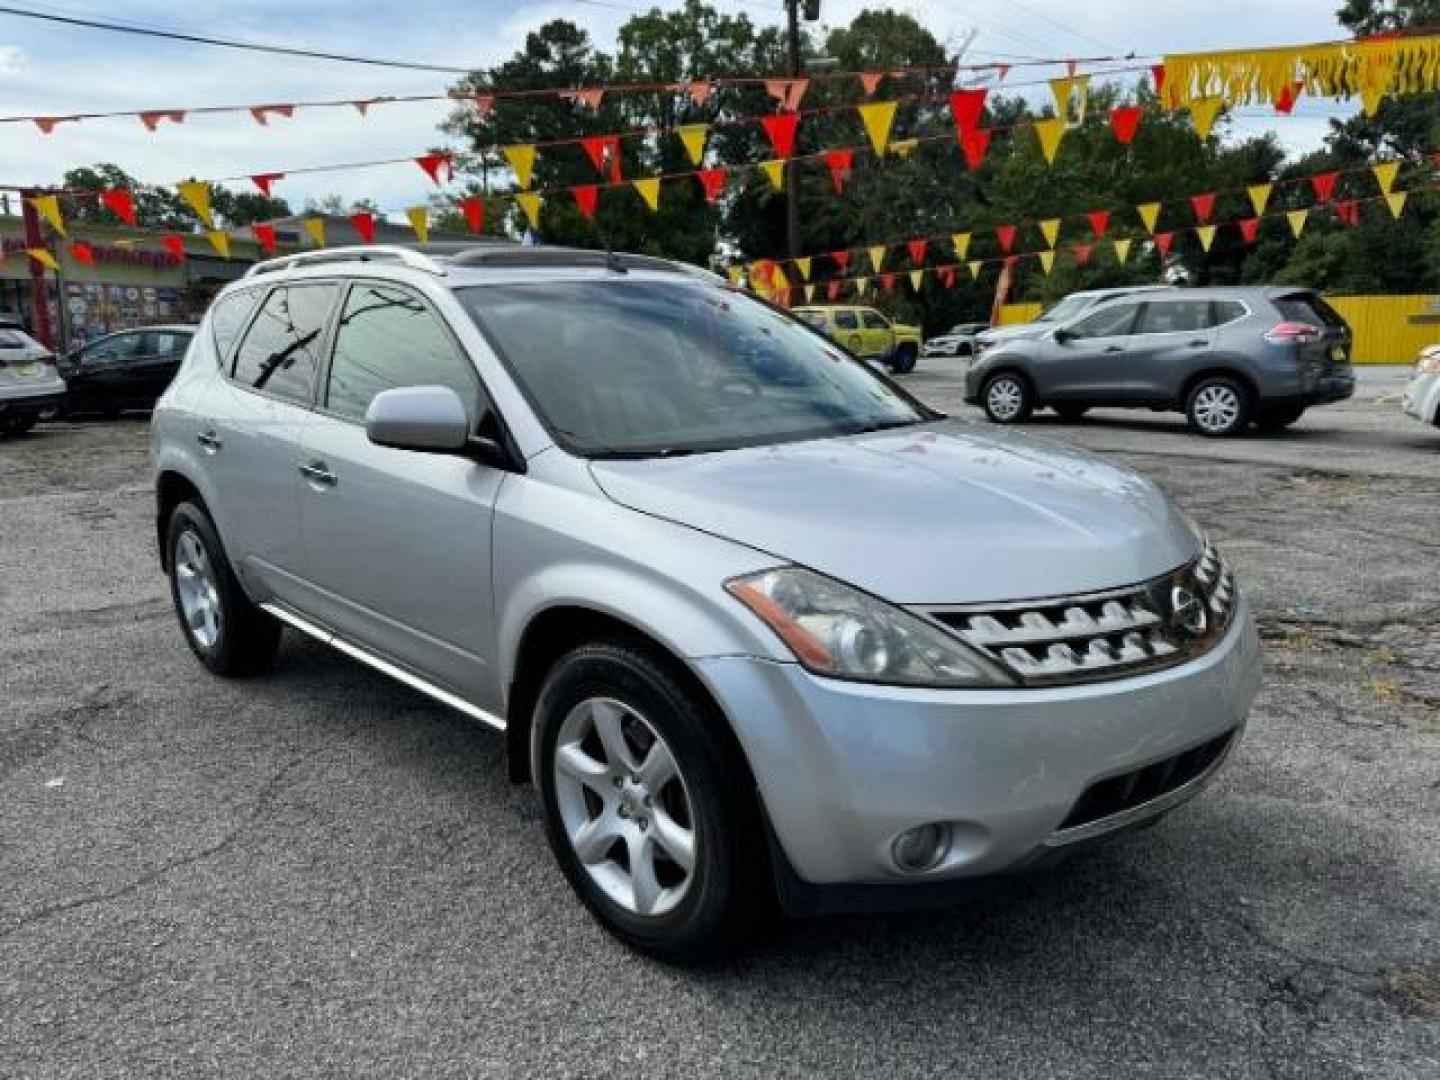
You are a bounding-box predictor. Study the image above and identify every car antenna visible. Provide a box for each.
[591,218,628,275]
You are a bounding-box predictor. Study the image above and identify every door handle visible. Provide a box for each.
[299,461,337,487]
[1187,340,1207,347]
[1103,345,1124,353]
[196,430,222,452]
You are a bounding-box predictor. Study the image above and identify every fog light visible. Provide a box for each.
[891,823,951,873]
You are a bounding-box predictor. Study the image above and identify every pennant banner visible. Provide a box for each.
[633,176,662,211]
[1033,118,1065,164]
[302,218,325,247]
[758,160,786,192]
[677,123,709,167]
[1247,183,1273,216]
[176,181,213,227]
[406,206,429,244]
[857,101,898,156]
[1137,202,1162,234]
[28,194,66,236]
[504,145,537,189]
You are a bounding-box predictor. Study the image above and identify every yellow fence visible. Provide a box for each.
[996,295,1439,364]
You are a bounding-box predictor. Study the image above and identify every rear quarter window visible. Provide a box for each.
[209,289,263,366]
[1275,294,1347,329]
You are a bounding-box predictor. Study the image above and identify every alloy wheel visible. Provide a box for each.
[174,529,222,649]
[552,697,697,918]
[986,376,1025,421]
[1192,384,1241,434]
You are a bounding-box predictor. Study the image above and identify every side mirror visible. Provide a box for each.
[365,385,471,453]
[1052,327,1075,344]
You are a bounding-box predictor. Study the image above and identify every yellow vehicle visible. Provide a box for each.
[793,305,925,373]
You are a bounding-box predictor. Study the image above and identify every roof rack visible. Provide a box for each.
[243,245,447,278]
[446,247,687,274]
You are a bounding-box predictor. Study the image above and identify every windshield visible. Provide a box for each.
[458,280,933,457]
[1035,294,1094,324]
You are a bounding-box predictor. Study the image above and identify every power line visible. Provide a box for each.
[1006,0,1128,56]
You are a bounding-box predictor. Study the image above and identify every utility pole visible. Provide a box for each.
[20,189,55,350]
[783,1,821,260]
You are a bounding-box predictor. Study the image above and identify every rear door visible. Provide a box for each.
[70,332,145,407]
[832,308,865,355]
[1124,298,1217,402]
[859,309,892,358]
[1041,301,1140,401]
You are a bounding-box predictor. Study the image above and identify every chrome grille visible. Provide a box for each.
[921,543,1236,687]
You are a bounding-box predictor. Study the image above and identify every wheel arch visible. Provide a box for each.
[1180,367,1258,409]
[155,469,207,572]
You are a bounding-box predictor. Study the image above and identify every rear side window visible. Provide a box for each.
[861,310,889,329]
[325,282,479,425]
[230,284,338,405]
[1068,303,1138,339]
[1213,300,1247,326]
[834,310,859,330]
[796,311,826,329]
[209,289,262,366]
[1137,300,1212,335]
[1275,293,1346,329]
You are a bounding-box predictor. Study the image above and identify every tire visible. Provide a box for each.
[981,371,1034,424]
[535,639,768,962]
[1254,404,1305,432]
[890,344,918,374]
[166,501,281,677]
[1,415,36,435]
[1185,376,1251,437]
[1053,404,1089,422]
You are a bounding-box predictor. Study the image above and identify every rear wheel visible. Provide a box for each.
[535,639,768,962]
[1254,404,1305,432]
[1053,404,1089,422]
[981,372,1034,424]
[166,501,281,677]
[1185,376,1251,437]
[1,415,37,435]
[890,343,918,374]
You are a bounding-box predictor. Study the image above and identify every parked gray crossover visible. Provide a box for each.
[152,245,1261,959]
[965,286,1355,435]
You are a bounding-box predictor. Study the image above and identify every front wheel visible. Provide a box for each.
[1185,376,1251,437]
[890,343,918,374]
[981,371,1034,424]
[535,640,767,962]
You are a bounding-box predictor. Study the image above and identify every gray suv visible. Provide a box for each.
[966,287,1355,435]
[152,245,1260,959]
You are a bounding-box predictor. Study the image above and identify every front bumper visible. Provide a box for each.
[1402,370,1440,426]
[697,598,1260,901]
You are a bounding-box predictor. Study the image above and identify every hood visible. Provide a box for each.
[977,323,1049,346]
[589,421,1199,604]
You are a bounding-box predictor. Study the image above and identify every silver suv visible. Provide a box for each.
[152,245,1260,959]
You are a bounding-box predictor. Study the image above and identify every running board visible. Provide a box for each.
[260,602,505,732]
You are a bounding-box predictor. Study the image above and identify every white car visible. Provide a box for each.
[1402,344,1440,429]
[0,324,68,436]
[922,322,989,359]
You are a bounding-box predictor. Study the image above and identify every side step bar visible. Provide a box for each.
[260,602,505,732]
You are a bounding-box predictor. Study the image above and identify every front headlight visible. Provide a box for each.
[726,567,1011,688]
[1417,346,1440,374]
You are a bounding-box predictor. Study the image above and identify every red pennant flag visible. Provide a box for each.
[760,113,800,159]
[995,224,1016,253]
[1087,209,1111,237]
[1190,192,1216,222]
[1073,242,1093,266]
[1151,65,1167,96]
[907,239,927,265]
[250,173,284,197]
[937,266,955,288]
[859,72,884,97]
[139,109,185,132]
[763,78,809,112]
[572,185,599,220]
[696,167,727,204]
[961,128,991,170]
[581,135,623,185]
[1154,231,1174,257]
[830,250,850,271]
[33,116,77,134]
[160,235,186,261]
[1238,217,1260,243]
[100,188,137,226]
[1274,81,1304,115]
[949,88,989,137]
[415,153,451,185]
[995,64,1011,82]
[1110,105,1142,145]
[252,223,277,254]
[459,196,484,233]
[349,212,375,243]
[880,273,897,293]
[68,241,95,265]
[1310,171,1338,203]
[824,148,854,194]
[827,280,842,301]
[249,104,294,126]
[1335,199,1360,227]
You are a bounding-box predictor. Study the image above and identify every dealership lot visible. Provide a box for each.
[1,366,1436,1078]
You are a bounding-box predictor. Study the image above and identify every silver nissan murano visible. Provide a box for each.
[151,244,1261,960]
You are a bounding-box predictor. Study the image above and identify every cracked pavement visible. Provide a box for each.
[1,367,1436,1078]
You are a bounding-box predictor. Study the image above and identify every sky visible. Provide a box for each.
[0,0,1358,220]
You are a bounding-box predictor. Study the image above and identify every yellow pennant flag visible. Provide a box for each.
[890,138,919,159]
[1039,218,1060,248]
[517,192,543,229]
[406,206,429,244]
[1286,209,1308,238]
[1246,183,1273,216]
[28,194,66,236]
[1037,250,1055,276]
[1359,82,1385,117]
[302,217,326,247]
[868,245,886,273]
[1385,191,1408,219]
[207,230,231,258]
[504,144,537,189]
[804,284,816,304]
[676,123,709,167]
[952,232,971,259]
[857,101,898,155]
[967,260,982,280]
[794,256,811,281]
[633,177,662,211]
[758,160,786,192]
[1372,161,1400,194]
[1033,118,1065,164]
[909,269,924,291]
[1196,225,1216,252]
[728,266,744,286]
[1048,74,1090,124]
[854,276,870,297]
[1113,237,1132,264]
[1137,202,1161,234]
[1189,95,1224,141]
[176,180,213,227]
[26,247,59,271]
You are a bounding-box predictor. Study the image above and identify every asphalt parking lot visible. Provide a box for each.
[2,365,1437,1078]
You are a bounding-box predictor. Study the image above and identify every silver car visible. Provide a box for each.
[0,324,68,435]
[152,245,1260,959]
[1402,344,1440,429]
